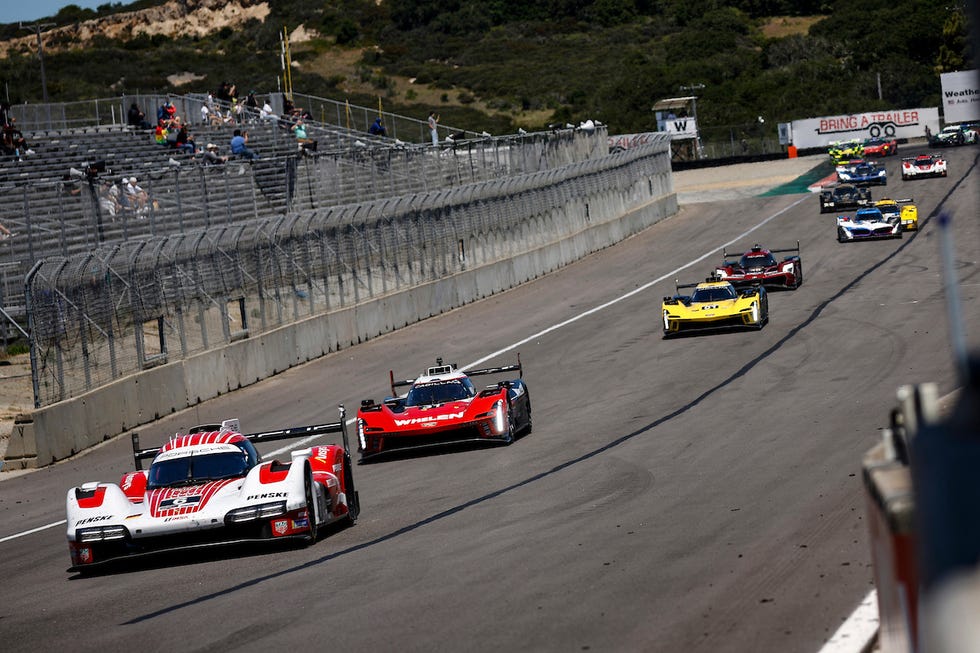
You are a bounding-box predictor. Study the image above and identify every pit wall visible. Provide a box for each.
[4,142,677,468]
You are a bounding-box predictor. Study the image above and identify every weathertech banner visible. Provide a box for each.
[790,108,939,149]
[940,69,980,124]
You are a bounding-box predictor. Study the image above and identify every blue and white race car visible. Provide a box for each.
[836,159,887,186]
[836,207,901,243]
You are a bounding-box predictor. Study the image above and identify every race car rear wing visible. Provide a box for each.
[389,354,523,396]
[721,241,800,260]
[131,405,350,470]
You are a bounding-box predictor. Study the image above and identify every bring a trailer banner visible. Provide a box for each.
[789,108,939,149]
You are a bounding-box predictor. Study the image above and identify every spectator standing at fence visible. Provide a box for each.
[428,111,439,146]
[369,117,387,137]
[244,91,259,121]
[230,129,258,160]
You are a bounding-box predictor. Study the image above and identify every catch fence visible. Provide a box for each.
[0,125,604,318]
[24,137,672,408]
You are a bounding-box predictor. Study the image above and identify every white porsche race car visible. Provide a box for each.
[901,154,947,180]
[836,207,902,242]
[65,407,360,573]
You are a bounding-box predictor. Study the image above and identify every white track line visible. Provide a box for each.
[818,589,879,653]
[0,520,66,543]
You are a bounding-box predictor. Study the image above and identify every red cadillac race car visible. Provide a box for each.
[65,407,359,573]
[713,242,803,290]
[357,357,531,462]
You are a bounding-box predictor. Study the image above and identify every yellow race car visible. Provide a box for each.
[875,197,918,231]
[828,139,864,165]
[662,279,769,337]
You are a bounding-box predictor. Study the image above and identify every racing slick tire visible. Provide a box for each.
[342,453,359,526]
[837,228,847,243]
[753,296,769,330]
[791,264,803,289]
[502,402,517,445]
[524,396,533,435]
[303,464,319,543]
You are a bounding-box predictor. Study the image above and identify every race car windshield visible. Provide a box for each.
[692,286,737,302]
[741,253,775,268]
[147,452,251,488]
[406,379,475,406]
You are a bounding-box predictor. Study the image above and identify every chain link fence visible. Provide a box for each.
[23,132,672,407]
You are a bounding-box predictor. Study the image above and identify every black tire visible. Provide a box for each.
[303,464,318,543]
[503,403,516,444]
[342,453,359,526]
[792,264,803,289]
[524,396,533,435]
[755,296,769,329]
[837,228,847,243]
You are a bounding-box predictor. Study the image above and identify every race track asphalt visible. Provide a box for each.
[0,144,976,652]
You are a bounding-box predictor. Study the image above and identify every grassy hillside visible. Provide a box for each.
[0,0,973,135]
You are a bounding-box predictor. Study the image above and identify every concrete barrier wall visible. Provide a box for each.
[9,147,677,468]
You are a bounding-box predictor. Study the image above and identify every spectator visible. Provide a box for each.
[428,111,439,146]
[2,120,33,157]
[216,82,231,103]
[127,103,150,129]
[202,143,228,165]
[244,91,258,121]
[369,117,387,137]
[125,177,149,214]
[230,129,258,160]
[98,180,122,220]
[174,124,196,154]
[0,221,11,238]
[292,119,317,153]
[200,102,211,125]
[154,123,168,145]
[259,101,276,122]
[0,102,10,127]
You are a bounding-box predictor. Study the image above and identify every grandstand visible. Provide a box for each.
[0,93,606,339]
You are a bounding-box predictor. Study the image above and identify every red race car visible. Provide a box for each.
[713,242,803,290]
[357,357,531,462]
[862,137,898,157]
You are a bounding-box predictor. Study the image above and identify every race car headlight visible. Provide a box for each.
[493,400,505,433]
[357,419,367,451]
[77,525,127,542]
[226,501,287,523]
